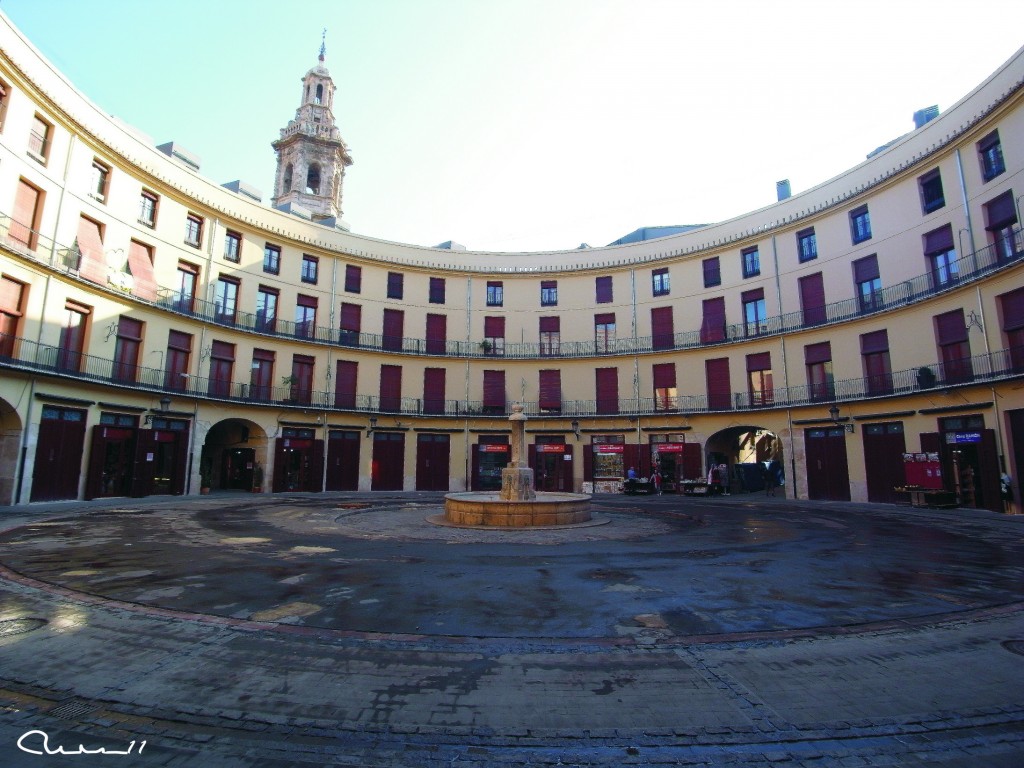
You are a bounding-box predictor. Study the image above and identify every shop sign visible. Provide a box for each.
[595,444,624,454]
[947,431,981,444]
[654,443,684,453]
[479,444,509,453]
[536,444,566,453]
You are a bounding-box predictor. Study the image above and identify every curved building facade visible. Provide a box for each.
[0,13,1021,511]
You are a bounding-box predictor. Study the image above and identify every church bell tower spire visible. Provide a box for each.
[271,31,353,223]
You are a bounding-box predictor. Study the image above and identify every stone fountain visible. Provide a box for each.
[443,404,593,527]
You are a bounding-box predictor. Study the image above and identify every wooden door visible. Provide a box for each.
[31,408,86,501]
[862,422,906,504]
[326,431,360,491]
[415,433,450,491]
[804,427,851,501]
[371,432,405,491]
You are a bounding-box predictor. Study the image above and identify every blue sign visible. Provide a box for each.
[951,431,981,444]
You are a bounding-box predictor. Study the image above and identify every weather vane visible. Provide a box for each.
[319,28,327,61]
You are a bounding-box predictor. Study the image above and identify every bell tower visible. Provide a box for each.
[271,33,353,222]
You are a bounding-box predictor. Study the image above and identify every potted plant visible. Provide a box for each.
[281,374,298,403]
[199,459,212,495]
[479,340,492,355]
[917,365,936,389]
[252,462,264,493]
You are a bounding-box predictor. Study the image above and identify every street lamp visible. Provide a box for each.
[829,404,855,433]
[571,419,580,441]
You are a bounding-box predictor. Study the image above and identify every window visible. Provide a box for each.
[984,191,1019,260]
[978,130,1005,181]
[139,190,158,227]
[224,230,241,262]
[934,309,973,384]
[174,264,197,313]
[741,247,760,278]
[339,302,361,345]
[747,352,773,407]
[214,277,239,325]
[595,368,619,414]
[482,369,506,413]
[113,316,143,384]
[11,178,44,251]
[860,330,892,395]
[74,215,105,283]
[539,370,561,413]
[705,358,731,411]
[28,114,51,163]
[924,224,958,289]
[345,264,362,293]
[289,355,315,405]
[256,286,278,333]
[702,257,721,288]
[483,316,505,356]
[90,159,110,202]
[540,280,557,306]
[486,281,503,306]
[595,313,616,354]
[164,330,191,391]
[651,306,674,350]
[652,363,677,411]
[742,289,766,336]
[334,359,357,409]
[539,316,560,356]
[805,342,834,402]
[382,308,404,351]
[797,228,817,262]
[251,349,276,402]
[998,287,1024,371]
[127,240,157,301]
[853,254,882,312]
[425,313,447,355]
[263,243,281,274]
[700,297,726,344]
[596,276,613,304]
[57,300,90,372]
[652,267,670,296]
[295,295,317,339]
[919,169,945,214]
[799,272,826,326]
[0,79,9,132]
[423,368,446,414]
[850,205,872,244]
[0,276,26,358]
[387,272,404,300]
[301,254,319,284]
[429,277,446,304]
[184,213,203,248]
[591,434,625,479]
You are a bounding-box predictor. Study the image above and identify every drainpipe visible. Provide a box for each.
[13,378,35,504]
[771,235,799,498]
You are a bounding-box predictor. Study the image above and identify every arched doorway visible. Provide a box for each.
[704,425,784,495]
[200,419,269,493]
[0,397,24,504]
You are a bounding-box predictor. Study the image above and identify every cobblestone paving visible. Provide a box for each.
[0,492,1021,767]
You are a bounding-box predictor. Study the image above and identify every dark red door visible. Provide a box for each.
[326,431,360,491]
[804,427,851,501]
[273,438,324,492]
[31,407,86,501]
[530,442,573,491]
[415,434,450,491]
[371,432,405,491]
[862,422,906,504]
[85,426,136,499]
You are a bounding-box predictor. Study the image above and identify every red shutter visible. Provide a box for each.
[651,306,674,350]
[539,316,559,332]
[860,329,889,354]
[594,312,615,325]
[340,302,361,332]
[702,257,720,286]
[484,316,505,337]
[853,254,879,282]
[923,224,954,255]
[705,357,731,410]
[76,216,107,285]
[127,240,157,300]
[799,273,826,326]
[934,309,968,344]
[387,272,403,297]
[595,367,619,414]
[379,364,402,411]
[425,313,447,354]
[541,280,556,290]
[345,264,362,292]
[746,352,771,372]
[701,298,726,343]
[652,362,676,389]
[423,367,445,414]
[999,287,1024,331]
[539,369,561,410]
[382,308,403,351]
[335,360,358,408]
[985,191,1017,229]
[805,341,832,364]
[11,179,41,248]
[596,276,612,303]
[483,370,505,409]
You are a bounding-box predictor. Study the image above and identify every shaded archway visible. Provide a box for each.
[704,425,784,495]
[0,396,23,504]
[200,418,268,492]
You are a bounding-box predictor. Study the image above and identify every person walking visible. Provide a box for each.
[761,461,777,497]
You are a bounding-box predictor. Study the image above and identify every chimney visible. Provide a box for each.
[776,179,791,201]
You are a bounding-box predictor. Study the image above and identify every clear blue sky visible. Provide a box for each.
[3,0,1022,252]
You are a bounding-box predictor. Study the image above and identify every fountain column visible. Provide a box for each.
[500,404,536,501]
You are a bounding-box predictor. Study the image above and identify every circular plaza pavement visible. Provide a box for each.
[0,492,1021,767]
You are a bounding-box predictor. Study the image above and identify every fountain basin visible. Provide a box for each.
[444,492,593,527]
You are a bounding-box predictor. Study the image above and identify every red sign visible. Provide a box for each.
[536,444,566,453]
[594,444,624,454]
[654,443,684,453]
[479,444,509,453]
